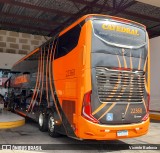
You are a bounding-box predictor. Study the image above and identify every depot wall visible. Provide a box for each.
[150,36,160,111]
[0,30,49,69]
[0,53,25,69]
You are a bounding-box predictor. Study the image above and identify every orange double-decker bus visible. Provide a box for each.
[8,14,150,140]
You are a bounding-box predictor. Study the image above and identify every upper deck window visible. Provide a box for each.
[55,24,81,59]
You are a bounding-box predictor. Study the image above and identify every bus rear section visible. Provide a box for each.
[77,16,150,140]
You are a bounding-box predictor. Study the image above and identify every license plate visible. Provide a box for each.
[117,130,128,136]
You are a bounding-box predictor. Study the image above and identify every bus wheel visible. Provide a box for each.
[38,112,48,132]
[48,113,60,137]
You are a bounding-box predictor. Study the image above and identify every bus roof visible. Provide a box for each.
[59,14,146,37]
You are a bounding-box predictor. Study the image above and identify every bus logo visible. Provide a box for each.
[102,23,140,36]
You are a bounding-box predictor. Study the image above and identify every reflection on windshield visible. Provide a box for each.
[92,20,146,48]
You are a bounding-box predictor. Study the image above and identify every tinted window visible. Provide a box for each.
[92,19,146,47]
[12,52,39,73]
[55,24,81,59]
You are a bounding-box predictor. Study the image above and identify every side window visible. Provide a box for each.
[12,52,39,73]
[55,24,81,59]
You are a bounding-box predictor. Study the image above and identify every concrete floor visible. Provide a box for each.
[0,119,159,153]
[150,99,160,112]
[0,110,24,122]
[0,110,25,129]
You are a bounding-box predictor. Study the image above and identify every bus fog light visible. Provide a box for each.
[135,127,140,131]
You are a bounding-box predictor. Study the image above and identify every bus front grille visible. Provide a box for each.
[96,67,145,103]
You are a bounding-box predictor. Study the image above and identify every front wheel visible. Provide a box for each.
[48,113,60,137]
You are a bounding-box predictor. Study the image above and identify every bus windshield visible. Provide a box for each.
[92,19,146,48]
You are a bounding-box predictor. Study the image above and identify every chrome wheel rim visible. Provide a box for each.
[48,116,55,132]
[39,113,43,127]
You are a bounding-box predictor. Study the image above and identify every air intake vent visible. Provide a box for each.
[96,67,145,103]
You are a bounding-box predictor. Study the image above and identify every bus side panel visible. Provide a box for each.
[10,51,40,117]
[52,22,88,137]
[76,20,93,138]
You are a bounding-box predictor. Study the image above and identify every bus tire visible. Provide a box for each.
[38,112,48,132]
[48,113,60,137]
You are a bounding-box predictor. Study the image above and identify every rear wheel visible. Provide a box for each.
[48,113,60,137]
[38,112,48,132]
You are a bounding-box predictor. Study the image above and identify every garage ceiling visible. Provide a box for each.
[0,0,160,38]
[136,0,160,7]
